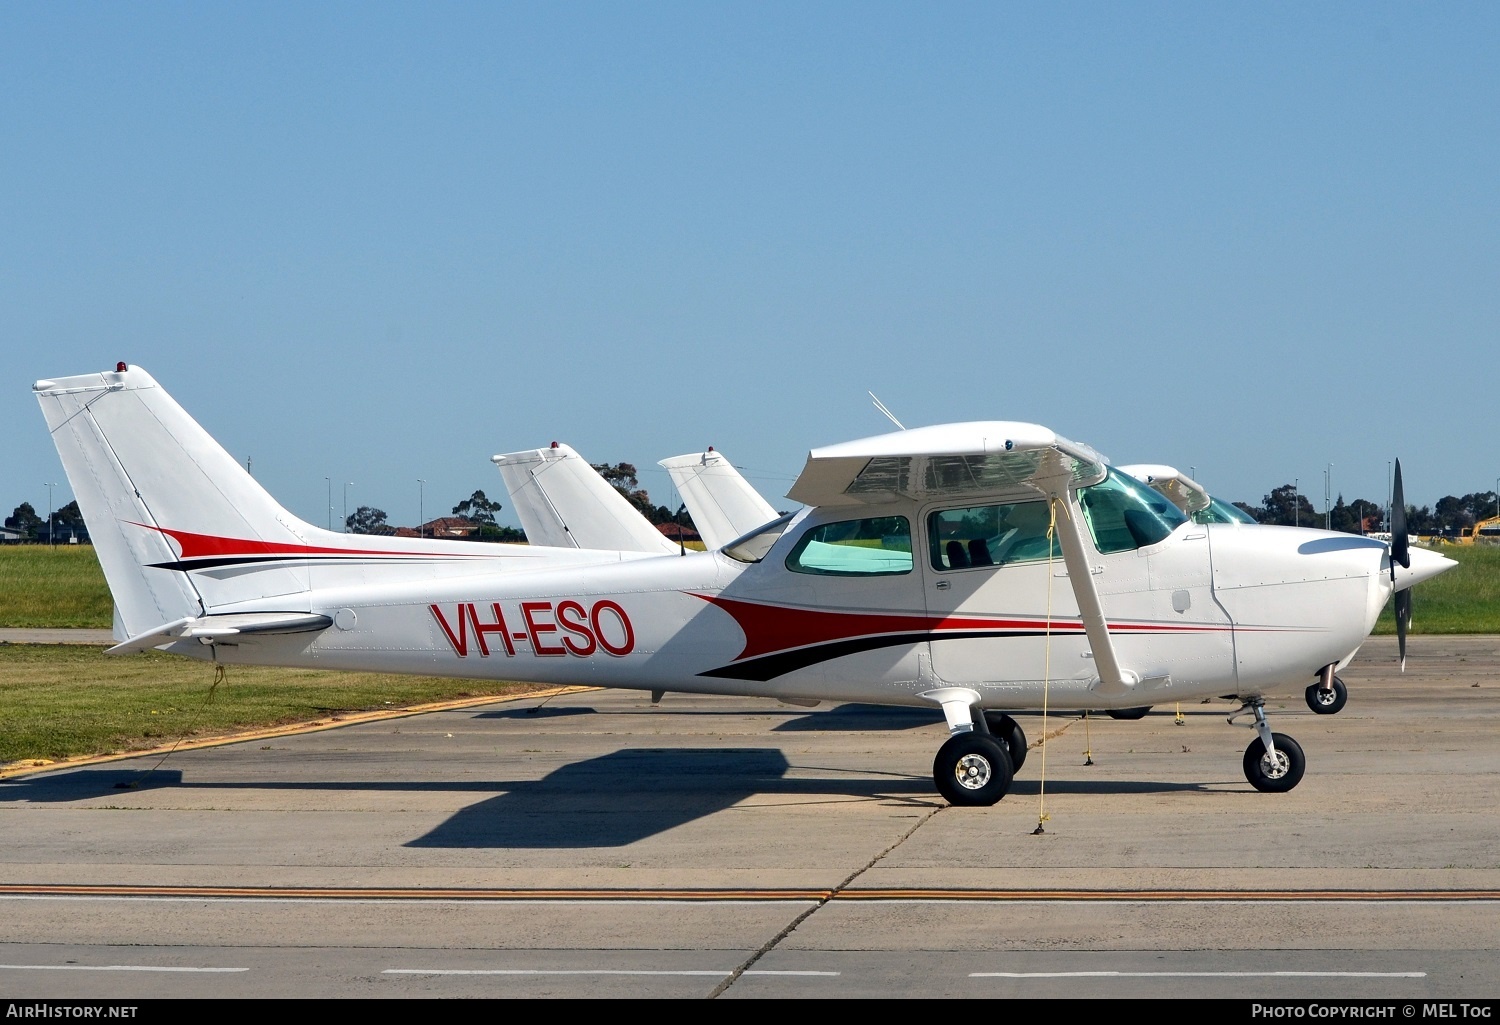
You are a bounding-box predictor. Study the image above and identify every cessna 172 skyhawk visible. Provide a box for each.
[35,364,1455,805]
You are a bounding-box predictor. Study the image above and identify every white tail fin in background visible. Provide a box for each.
[658,449,779,550]
[491,443,679,555]
[35,365,321,639]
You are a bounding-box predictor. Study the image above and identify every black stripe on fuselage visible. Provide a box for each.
[698,630,1054,682]
[147,555,459,572]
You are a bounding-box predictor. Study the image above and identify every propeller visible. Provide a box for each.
[1395,588,1412,672]
[1389,459,1412,670]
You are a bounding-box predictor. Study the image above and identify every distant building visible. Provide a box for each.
[391,517,482,539]
[34,522,90,544]
[656,522,702,544]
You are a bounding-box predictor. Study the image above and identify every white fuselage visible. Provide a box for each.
[181,503,1409,713]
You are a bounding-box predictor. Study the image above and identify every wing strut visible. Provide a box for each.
[1035,452,1138,697]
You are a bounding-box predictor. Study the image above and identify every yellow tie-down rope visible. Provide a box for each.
[1032,497,1064,835]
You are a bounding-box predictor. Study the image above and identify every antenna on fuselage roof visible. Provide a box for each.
[869,392,906,430]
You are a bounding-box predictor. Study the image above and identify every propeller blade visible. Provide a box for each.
[1395,587,1412,671]
[1390,459,1410,571]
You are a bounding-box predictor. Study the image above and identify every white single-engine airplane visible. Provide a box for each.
[36,364,1455,805]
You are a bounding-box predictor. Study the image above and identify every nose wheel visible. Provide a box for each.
[1305,675,1347,714]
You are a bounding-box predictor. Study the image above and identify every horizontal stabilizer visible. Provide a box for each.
[106,612,333,655]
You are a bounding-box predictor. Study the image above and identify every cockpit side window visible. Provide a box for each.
[1078,468,1186,553]
[785,516,912,576]
[928,500,1060,570]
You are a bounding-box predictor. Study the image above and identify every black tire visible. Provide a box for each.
[1106,706,1151,720]
[1243,733,1306,793]
[933,733,1014,807]
[1305,677,1348,715]
[982,712,1028,774]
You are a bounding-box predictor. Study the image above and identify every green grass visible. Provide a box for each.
[0,545,112,628]
[0,644,546,767]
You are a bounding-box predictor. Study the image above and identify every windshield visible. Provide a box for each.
[1194,497,1257,525]
[1078,467,1187,553]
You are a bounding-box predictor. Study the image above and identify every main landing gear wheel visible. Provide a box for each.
[1305,677,1348,715]
[1243,733,1306,793]
[934,732,1014,807]
[1106,706,1151,720]
[983,712,1028,774]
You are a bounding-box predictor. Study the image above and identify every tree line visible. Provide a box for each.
[1232,485,1500,537]
[342,462,691,539]
[7,473,1496,543]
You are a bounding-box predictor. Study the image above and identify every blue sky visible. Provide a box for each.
[6,2,1497,531]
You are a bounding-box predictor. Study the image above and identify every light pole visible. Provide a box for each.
[1293,478,1299,527]
[418,480,425,538]
[325,477,332,531]
[1387,461,1392,533]
[344,483,353,532]
[1324,463,1333,531]
[44,482,56,547]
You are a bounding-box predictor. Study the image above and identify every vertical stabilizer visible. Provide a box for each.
[659,449,779,549]
[35,365,316,639]
[491,443,679,555]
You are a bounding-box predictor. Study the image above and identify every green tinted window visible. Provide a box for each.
[786,517,913,576]
[1193,497,1257,524]
[1078,469,1186,553]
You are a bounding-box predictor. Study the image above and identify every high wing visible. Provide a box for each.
[658,448,780,549]
[786,422,1109,508]
[491,443,680,555]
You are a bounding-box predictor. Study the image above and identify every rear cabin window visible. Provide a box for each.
[785,516,913,576]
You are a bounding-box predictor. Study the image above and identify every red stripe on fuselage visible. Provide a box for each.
[695,594,1229,663]
[130,522,485,560]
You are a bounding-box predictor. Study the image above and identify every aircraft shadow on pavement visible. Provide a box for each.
[1,754,1216,847]
[405,747,930,849]
[474,703,945,731]
[476,706,598,720]
[772,703,944,732]
[0,767,186,801]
